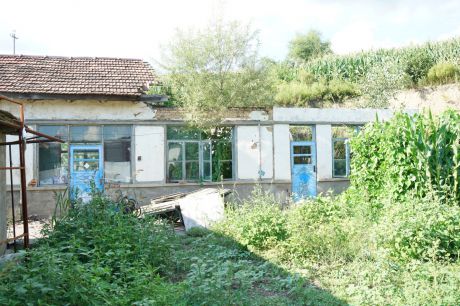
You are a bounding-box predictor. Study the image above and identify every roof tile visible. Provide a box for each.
[0,55,157,97]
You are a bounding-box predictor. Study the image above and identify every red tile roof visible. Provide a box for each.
[0,55,157,97]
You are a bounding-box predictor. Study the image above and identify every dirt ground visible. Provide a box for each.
[7,217,50,242]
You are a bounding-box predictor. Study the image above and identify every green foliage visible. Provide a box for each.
[378,194,460,262]
[275,78,359,106]
[426,62,460,85]
[270,38,460,106]
[404,48,435,84]
[159,18,274,126]
[350,111,460,202]
[288,30,332,63]
[215,188,288,250]
[359,57,409,107]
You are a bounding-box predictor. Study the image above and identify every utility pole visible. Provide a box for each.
[10,31,18,55]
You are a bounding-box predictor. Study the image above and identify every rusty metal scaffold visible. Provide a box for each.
[0,94,64,249]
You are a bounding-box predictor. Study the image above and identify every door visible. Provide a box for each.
[70,145,104,202]
[291,141,317,201]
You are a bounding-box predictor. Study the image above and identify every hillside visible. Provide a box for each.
[272,38,460,109]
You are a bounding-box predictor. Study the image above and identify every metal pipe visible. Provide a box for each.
[18,129,29,249]
[8,145,16,252]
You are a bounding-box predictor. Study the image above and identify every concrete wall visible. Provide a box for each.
[273,124,291,181]
[0,133,6,255]
[315,124,333,181]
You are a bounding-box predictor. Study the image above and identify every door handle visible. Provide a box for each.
[313,166,316,173]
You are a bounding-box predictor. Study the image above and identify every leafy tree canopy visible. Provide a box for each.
[288,30,332,62]
[158,19,274,127]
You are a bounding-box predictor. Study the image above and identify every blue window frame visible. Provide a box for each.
[332,126,361,177]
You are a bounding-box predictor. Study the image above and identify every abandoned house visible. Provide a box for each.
[0,54,402,216]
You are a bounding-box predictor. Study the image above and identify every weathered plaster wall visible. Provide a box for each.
[273,107,401,124]
[273,124,291,181]
[236,125,273,180]
[1,99,156,121]
[315,124,333,181]
[134,125,165,182]
[0,132,6,254]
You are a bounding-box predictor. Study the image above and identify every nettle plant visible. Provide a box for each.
[350,110,460,202]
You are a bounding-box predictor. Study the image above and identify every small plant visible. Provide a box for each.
[404,49,435,84]
[425,62,460,85]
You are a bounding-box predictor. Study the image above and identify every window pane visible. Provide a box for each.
[185,142,199,160]
[70,126,101,143]
[168,162,182,181]
[332,126,357,138]
[167,127,201,140]
[203,142,211,161]
[220,161,232,180]
[334,160,347,177]
[104,125,131,141]
[293,145,311,155]
[185,161,199,180]
[290,126,313,141]
[39,142,68,185]
[213,141,232,160]
[168,143,183,161]
[74,150,99,160]
[38,125,68,140]
[333,140,346,159]
[294,156,312,164]
[203,161,211,181]
[104,126,132,183]
[73,160,99,171]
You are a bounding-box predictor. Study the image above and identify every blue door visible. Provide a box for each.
[70,145,104,202]
[291,141,317,201]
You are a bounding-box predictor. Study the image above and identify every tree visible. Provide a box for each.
[158,19,274,127]
[288,30,332,62]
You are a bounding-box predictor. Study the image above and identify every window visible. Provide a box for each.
[167,126,233,182]
[289,126,314,141]
[332,126,360,177]
[38,124,133,185]
[104,125,132,183]
[38,125,69,185]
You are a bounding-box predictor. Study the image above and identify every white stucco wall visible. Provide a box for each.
[315,125,333,180]
[1,99,156,121]
[236,125,273,180]
[134,125,165,182]
[274,107,404,124]
[273,124,291,181]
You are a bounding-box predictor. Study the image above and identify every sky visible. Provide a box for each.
[1,0,459,66]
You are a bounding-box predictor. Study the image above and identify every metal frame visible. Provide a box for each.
[0,94,64,249]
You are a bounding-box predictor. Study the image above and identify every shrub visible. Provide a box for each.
[282,196,362,262]
[215,188,288,250]
[404,49,435,84]
[425,62,460,85]
[378,194,460,262]
[0,195,181,305]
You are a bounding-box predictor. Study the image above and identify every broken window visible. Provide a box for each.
[103,125,132,183]
[38,125,69,185]
[167,126,233,182]
[332,126,361,177]
[289,126,313,141]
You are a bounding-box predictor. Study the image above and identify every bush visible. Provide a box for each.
[425,62,460,85]
[378,194,460,262]
[282,196,362,263]
[0,195,181,305]
[404,49,435,84]
[215,188,288,250]
[275,79,359,106]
